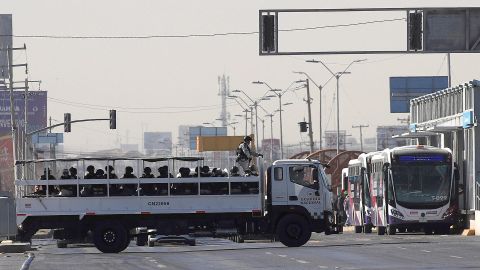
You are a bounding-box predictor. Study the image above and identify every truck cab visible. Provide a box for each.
[266,159,334,246]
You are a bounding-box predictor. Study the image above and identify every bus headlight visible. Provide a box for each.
[390,208,405,220]
[442,204,458,219]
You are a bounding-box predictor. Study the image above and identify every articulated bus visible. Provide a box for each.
[346,145,458,235]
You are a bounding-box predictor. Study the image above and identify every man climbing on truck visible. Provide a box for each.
[236,136,263,176]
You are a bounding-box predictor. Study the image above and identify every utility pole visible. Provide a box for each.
[305,79,314,153]
[5,45,28,180]
[352,124,369,152]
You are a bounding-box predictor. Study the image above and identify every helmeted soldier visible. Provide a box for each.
[235,136,263,176]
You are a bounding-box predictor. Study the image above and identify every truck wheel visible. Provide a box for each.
[136,234,147,246]
[397,227,406,233]
[276,214,311,247]
[93,222,128,253]
[354,226,362,233]
[377,226,385,235]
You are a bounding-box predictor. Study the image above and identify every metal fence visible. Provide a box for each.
[0,196,16,239]
[410,83,467,124]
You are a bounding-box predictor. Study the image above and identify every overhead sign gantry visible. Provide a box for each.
[259,7,480,55]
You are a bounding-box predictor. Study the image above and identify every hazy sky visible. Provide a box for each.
[2,0,480,153]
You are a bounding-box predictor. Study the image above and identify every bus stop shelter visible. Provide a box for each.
[406,80,480,234]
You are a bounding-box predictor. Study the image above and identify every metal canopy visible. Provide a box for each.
[392,131,439,139]
[426,126,462,133]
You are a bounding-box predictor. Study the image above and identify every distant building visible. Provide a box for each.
[376,125,409,150]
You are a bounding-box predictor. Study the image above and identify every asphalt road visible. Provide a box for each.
[4,232,480,270]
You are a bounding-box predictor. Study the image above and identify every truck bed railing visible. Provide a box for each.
[15,176,261,198]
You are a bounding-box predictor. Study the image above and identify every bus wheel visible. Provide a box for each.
[424,227,433,235]
[387,225,396,235]
[276,214,311,247]
[354,226,363,233]
[397,228,406,233]
[377,226,386,235]
[93,222,129,253]
[363,225,372,234]
[436,225,450,235]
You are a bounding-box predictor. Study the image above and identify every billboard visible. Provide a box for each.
[424,9,480,52]
[0,15,12,79]
[188,126,227,150]
[376,125,409,150]
[0,91,48,135]
[390,76,448,113]
[324,130,346,150]
[144,132,172,152]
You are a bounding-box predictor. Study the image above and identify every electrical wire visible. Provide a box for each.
[4,18,405,40]
[48,96,241,114]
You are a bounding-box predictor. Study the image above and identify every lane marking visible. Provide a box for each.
[278,254,287,258]
[397,247,407,250]
[157,264,166,268]
[450,255,463,259]
[265,252,273,255]
[318,266,328,269]
[296,260,309,264]
[421,250,431,253]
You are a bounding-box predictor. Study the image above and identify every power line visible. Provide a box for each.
[47,96,235,110]
[4,18,405,40]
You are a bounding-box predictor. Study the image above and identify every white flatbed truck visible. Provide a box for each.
[14,157,336,253]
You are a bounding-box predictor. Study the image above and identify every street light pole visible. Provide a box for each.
[306,59,366,154]
[266,114,274,161]
[305,79,314,153]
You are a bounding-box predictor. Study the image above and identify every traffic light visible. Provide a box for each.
[299,121,308,133]
[64,113,71,132]
[109,109,116,129]
[409,12,423,51]
[261,14,276,53]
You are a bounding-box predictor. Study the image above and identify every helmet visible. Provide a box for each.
[144,167,151,173]
[244,136,252,142]
[126,166,133,173]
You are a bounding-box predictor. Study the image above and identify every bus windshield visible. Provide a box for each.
[391,162,451,208]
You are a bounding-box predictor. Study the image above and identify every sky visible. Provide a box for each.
[2,0,480,154]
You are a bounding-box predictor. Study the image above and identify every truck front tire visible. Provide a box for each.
[93,222,129,253]
[276,214,311,247]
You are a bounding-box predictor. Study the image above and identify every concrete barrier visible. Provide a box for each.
[0,241,31,253]
[0,196,16,239]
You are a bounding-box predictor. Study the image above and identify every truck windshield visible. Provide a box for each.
[391,162,451,208]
